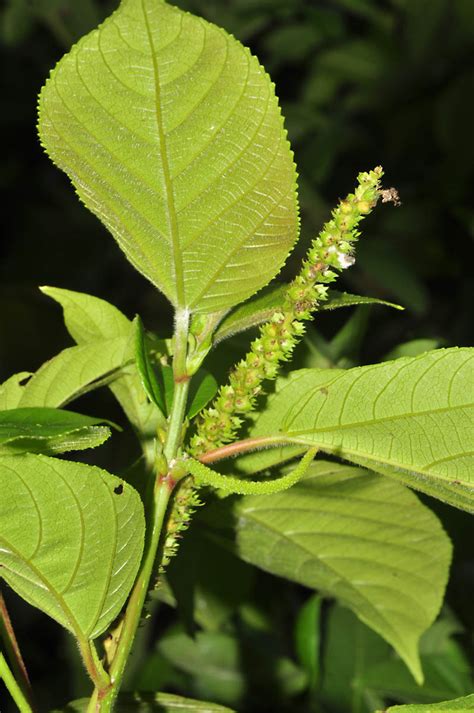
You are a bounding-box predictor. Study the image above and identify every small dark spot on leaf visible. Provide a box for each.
[114,483,124,495]
[319,387,328,396]
[450,480,461,486]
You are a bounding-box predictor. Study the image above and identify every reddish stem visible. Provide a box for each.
[0,590,35,709]
[198,435,287,464]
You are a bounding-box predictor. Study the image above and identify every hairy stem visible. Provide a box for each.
[86,479,174,712]
[199,435,290,464]
[80,638,110,693]
[0,651,33,713]
[86,308,191,711]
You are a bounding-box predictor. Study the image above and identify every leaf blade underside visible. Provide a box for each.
[246,348,474,511]
[38,0,299,314]
[202,460,452,682]
[0,454,145,639]
[0,407,113,454]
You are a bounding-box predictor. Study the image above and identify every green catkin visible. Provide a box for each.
[190,166,385,456]
[185,447,317,495]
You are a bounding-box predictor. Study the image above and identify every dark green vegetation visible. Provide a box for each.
[1,1,473,711]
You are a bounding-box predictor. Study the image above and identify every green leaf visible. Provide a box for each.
[295,593,322,692]
[364,617,473,704]
[41,287,162,444]
[320,290,403,312]
[214,284,287,343]
[383,338,444,361]
[0,407,114,454]
[214,285,401,343]
[202,460,452,682]
[320,604,390,713]
[41,285,131,343]
[0,372,32,410]
[187,370,218,419]
[319,606,472,713]
[38,0,299,314]
[379,693,474,712]
[0,453,145,639]
[53,692,236,712]
[247,348,474,512]
[158,630,245,705]
[135,316,166,414]
[15,338,129,408]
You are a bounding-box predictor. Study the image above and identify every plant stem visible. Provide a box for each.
[86,308,192,711]
[87,479,173,712]
[164,308,191,461]
[0,591,34,709]
[0,651,33,713]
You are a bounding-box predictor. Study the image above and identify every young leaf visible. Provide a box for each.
[135,316,166,414]
[38,0,299,314]
[319,290,403,312]
[378,693,474,712]
[295,593,323,693]
[187,370,218,420]
[214,285,402,343]
[201,460,452,682]
[246,348,474,512]
[0,407,114,454]
[0,453,145,640]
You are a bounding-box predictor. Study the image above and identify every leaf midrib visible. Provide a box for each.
[142,0,184,307]
[280,402,472,437]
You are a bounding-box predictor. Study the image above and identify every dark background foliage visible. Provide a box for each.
[1,1,473,711]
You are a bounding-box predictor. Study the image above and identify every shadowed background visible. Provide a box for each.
[1,1,473,710]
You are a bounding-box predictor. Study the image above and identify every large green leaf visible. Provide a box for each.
[38,0,298,314]
[201,460,451,682]
[246,348,474,511]
[0,453,145,639]
[379,694,474,712]
[0,407,113,454]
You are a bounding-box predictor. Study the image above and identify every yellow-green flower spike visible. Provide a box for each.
[190,167,385,456]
